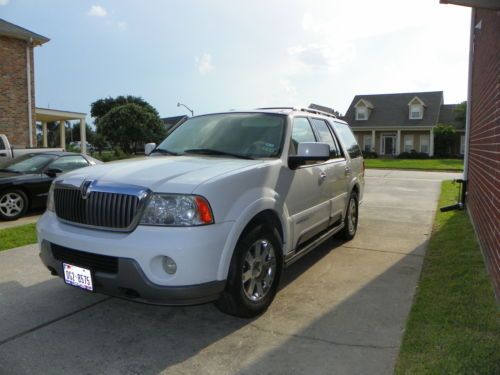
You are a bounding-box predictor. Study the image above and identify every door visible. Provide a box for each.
[382,135,396,155]
[285,117,331,249]
[310,118,349,224]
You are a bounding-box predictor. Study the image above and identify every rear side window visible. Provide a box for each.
[48,156,89,172]
[0,137,5,150]
[310,119,341,158]
[289,117,316,155]
[332,122,362,159]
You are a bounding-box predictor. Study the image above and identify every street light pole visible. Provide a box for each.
[177,102,194,117]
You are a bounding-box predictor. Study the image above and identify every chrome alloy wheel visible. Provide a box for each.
[0,192,24,218]
[242,239,277,302]
[347,197,357,235]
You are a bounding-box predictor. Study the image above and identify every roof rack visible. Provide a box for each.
[295,107,338,119]
[255,107,337,119]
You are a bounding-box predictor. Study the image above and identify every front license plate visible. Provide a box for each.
[63,263,93,291]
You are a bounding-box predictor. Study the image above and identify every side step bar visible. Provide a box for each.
[284,222,344,267]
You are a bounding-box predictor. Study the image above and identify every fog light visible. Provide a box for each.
[162,256,177,275]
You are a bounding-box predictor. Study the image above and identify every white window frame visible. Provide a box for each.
[460,135,465,155]
[409,104,423,119]
[363,134,372,152]
[420,134,430,154]
[356,108,367,120]
[404,135,414,153]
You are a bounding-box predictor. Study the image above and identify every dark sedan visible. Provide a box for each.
[0,152,101,220]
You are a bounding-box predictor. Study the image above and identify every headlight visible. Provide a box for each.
[47,183,55,212]
[140,194,214,226]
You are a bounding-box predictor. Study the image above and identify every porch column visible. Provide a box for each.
[59,120,66,149]
[371,130,375,152]
[396,130,401,155]
[80,117,87,154]
[430,127,434,157]
[42,122,48,147]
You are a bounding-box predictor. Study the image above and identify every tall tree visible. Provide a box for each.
[97,103,166,153]
[91,95,159,121]
[454,101,466,129]
[434,124,457,156]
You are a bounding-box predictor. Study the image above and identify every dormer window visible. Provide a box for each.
[408,97,425,119]
[354,99,373,121]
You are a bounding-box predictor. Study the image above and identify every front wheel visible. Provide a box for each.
[0,189,28,221]
[339,191,359,240]
[216,223,283,318]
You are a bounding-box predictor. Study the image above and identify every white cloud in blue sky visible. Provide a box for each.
[87,5,107,17]
[1,0,471,118]
[0,0,9,6]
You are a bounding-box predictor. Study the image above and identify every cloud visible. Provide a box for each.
[196,53,214,75]
[0,0,9,5]
[88,5,107,17]
[117,21,127,30]
[280,79,298,96]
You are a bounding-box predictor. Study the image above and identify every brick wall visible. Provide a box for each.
[0,36,36,148]
[467,8,500,300]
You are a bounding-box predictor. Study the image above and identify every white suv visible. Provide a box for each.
[37,108,364,317]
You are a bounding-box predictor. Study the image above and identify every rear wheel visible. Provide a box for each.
[216,223,283,318]
[0,189,28,221]
[339,191,358,240]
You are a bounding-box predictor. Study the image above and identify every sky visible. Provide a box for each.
[1,0,471,121]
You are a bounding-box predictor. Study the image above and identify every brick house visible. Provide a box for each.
[343,91,464,157]
[0,18,49,147]
[441,0,500,300]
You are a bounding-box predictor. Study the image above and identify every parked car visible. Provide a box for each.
[0,152,101,220]
[0,134,64,162]
[69,141,95,153]
[38,108,364,317]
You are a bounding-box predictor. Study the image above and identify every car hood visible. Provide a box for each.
[56,156,265,193]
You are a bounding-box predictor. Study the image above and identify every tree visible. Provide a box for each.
[97,103,166,153]
[91,95,159,121]
[434,124,457,156]
[454,101,466,129]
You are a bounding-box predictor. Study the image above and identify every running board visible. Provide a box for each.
[284,222,344,267]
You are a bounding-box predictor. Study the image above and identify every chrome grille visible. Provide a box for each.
[54,186,143,230]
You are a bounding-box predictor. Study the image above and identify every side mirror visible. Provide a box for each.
[45,168,63,178]
[288,142,330,169]
[145,143,156,156]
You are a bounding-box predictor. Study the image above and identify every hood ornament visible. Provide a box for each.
[80,179,94,200]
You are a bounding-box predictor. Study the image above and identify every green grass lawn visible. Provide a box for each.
[395,181,500,374]
[0,223,37,251]
[364,158,463,171]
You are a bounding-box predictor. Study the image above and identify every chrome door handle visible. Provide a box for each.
[319,171,327,181]
[345,166,351,175]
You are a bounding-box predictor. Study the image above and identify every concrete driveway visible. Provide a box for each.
[0,169,461,375]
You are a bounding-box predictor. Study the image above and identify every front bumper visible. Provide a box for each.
[39,240,226,305]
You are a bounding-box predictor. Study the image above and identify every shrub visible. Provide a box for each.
[362,150,378,159]
[398,151,430,159]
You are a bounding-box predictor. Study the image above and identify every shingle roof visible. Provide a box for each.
[438,104,464,129]
[344,91,444,128]
[0,18,49,45]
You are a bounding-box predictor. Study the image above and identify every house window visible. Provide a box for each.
[409,104,423,119]
[363,135,372,152]
[460,135,465,155]
[404,135,414,152]
[420,134,430,154]
[356,108,367,120]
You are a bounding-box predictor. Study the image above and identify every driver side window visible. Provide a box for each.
[289,117,316,156]
[48,156,89,172]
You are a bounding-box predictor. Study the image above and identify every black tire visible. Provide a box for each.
[216,223,283,318]
[0,189,29,221]
[339,191,359,240]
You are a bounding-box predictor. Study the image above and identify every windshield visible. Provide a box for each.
[156,113,286,159]
[0,154,56,173]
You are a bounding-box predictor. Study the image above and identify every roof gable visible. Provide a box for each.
[344,91,444,128]
[0,18,49,45]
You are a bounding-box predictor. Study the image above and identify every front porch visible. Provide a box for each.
[35,107,88,154]
[351,127,435,157]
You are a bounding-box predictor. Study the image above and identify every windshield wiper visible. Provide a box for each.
[0,168,21,173]
[183,148,254,160]
[150,148,179,156]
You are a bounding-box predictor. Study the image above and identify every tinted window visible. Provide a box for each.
[332,122,362,159]
[48,156,89,172]
[0,137,5,150]
[289,117,316,155]
[310,119,341,158]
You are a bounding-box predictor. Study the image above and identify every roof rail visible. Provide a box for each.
[255,106,338,119]
[295,107,338,119]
